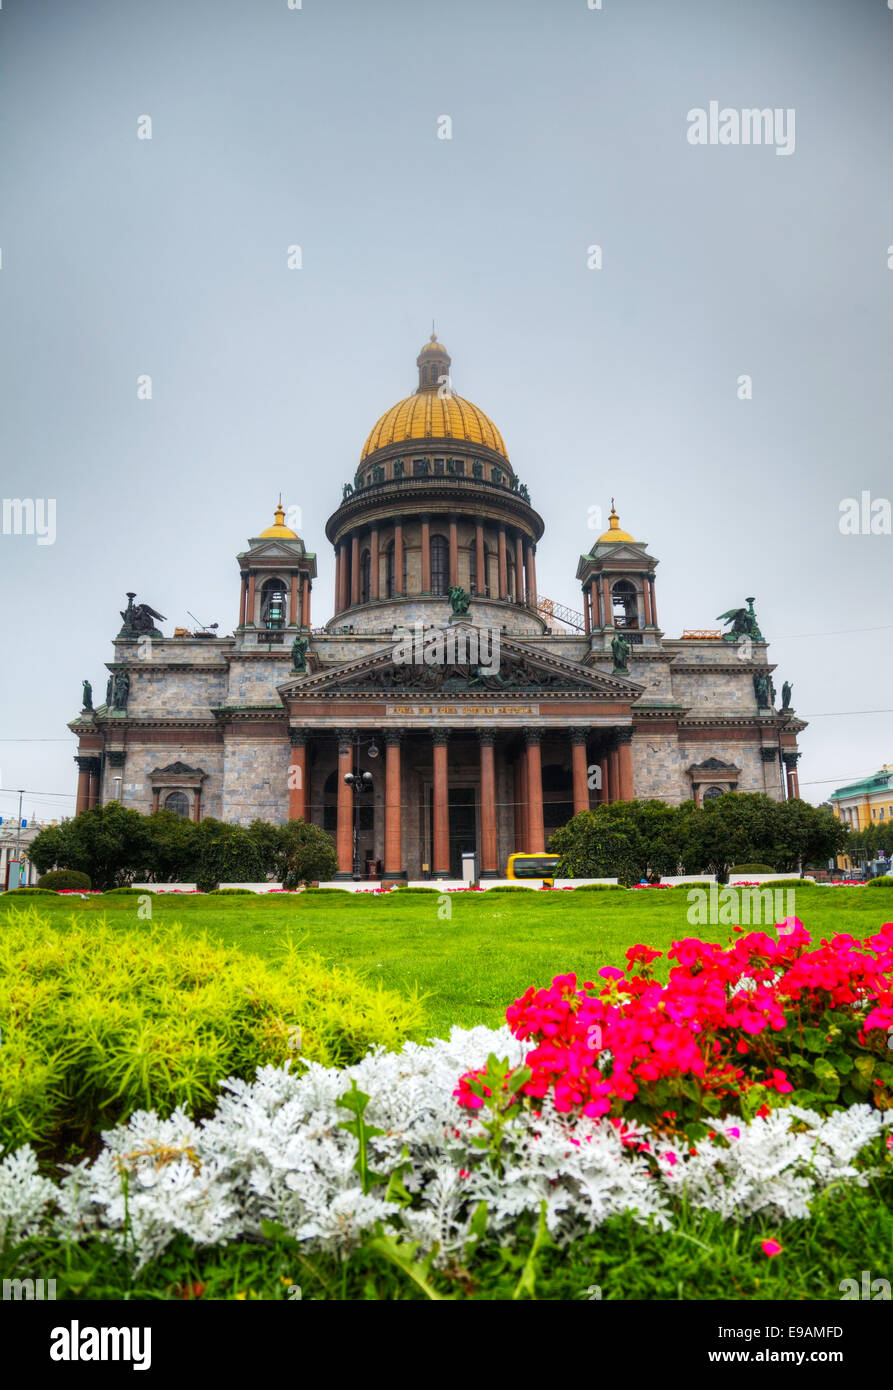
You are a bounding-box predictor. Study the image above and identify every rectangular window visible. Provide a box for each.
[452,458,465,475]
[434,458,444,475]
[413,459,427,477]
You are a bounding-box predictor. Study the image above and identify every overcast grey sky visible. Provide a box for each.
[1,0,891,823]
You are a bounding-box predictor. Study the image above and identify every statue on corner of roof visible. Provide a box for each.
[81,679,93,712]
[448,585,472,617]
[290,635,309,672]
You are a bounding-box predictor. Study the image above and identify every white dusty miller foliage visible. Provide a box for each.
[2,1025,890,1270]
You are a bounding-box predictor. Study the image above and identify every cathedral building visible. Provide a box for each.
[70,335,806,883]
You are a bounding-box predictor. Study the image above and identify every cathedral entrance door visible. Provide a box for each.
[449,787,477,880]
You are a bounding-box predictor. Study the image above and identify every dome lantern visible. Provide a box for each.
[416,331,452,392]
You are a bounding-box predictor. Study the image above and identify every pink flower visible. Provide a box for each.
[726,1127,740,1139]
[760,1240,783,1257]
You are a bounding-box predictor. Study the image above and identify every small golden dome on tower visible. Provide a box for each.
[596,503,636,544]
[259,502,299,540]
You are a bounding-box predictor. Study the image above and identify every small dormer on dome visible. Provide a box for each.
[595,504,637,546]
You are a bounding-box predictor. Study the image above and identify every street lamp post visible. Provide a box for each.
[343,735,376,880]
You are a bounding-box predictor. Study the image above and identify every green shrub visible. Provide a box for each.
[571,883,625,892]
[0,908,425,1157]
[37,869,92,891]
[208,888,256,895]
[101,887,145,895]
[728,863,775,874]
[300,887,350,895]
[866,875,893,888]
[392,886,441,893]
[4,887,52,894]
[484,885,538,893]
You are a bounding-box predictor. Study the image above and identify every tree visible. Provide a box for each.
[143,810,198,883]
[274,820,338,888]
[192,819,266,893]
[28,802,154,890]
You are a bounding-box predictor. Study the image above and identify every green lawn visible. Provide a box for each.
[8,884,892,1039]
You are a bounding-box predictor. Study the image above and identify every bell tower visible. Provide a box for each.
[236,503,317,644]
[576,503,661,649]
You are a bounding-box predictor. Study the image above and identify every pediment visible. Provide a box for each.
[242,539,305,563]
[280,628,643,700]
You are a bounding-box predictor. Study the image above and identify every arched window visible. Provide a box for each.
[261,577,287,628]
[468,543,477,594]
[611,579,638,629]
[430,535,449,595]
[360,550,371,605]
[164,791,190,819]
[702,786,723,804]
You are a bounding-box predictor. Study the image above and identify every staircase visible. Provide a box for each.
[535,595,586,632]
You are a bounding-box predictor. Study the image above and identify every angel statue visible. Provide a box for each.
[716,597,763,643]
[81,679,93,711]
[781,680,793,711]
[290,635,309,672]
[118,593,166,638]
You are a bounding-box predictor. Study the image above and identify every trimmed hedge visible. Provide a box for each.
[866,876,893,888]
[0,908,425,1157]
[37,869,92,891]
[728,863,775,874]
[208,888,255,895]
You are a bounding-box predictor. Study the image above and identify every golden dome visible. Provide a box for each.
[596,504,636,544]
[259,503,298,539]
[360,334,509,463]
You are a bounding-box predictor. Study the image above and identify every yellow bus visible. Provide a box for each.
[506,852,560,886]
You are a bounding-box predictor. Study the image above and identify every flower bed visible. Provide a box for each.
[457,921,893,1140]
[1,1025,889,1272]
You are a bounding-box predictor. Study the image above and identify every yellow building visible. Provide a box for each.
[830,765,893,871]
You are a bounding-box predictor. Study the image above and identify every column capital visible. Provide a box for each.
[335,728,357,752]
[615,727,634,745]
[760,747,779,763]
[288,728,307,747]
[106,750,126,768]
[523,726,543,745]
[74,754,98,772]
[568,726,589,745]
[781,751,801,768]
[432,728,451,745]
[477,729,496,746]
[385,729,402,747]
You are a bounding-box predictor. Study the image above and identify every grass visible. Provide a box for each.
[6,883,891,1040]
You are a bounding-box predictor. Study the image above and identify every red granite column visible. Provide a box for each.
[643,576,653,627]
[303,580,311,629]
[649,578,658,629]
[151,788,160,814]
[370,526,380,601]
[616,730,635,802]
[351,533,360,606]
[583,585,591,635]
[75,757,91,814]
[87,759,100,809]
[526,542,537,609]
[449,516,459,588]
[432,731,450,878]
[384,732,404,882]
[514,533,525,602]
[394,519,404,595]
[525,730,545,852]
[238,571,248,628]
[479,731,498,877]
[288,731,307,821]
[335,546,344,613]
[246,573,256,625]
[602,577,612,628]
[497,527,508,600]
[784,754,800,799]
[420,516,431,593]
[475,523,485,596]
[335,731,354,876]
[193,788,202,823]
[571,729,590,816]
